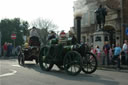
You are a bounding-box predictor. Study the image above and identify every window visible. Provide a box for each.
[95,36,101,41]
[104,36,109,41]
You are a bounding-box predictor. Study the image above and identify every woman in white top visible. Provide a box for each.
[96,45,101,64]
[122,40,128,65]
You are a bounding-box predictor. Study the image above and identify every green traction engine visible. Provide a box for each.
[39,38,97,76]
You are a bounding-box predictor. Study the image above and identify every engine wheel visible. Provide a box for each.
[64,51,82,76]
[82,52,97,74]
[39,47,54,71]
[56,64,64,70]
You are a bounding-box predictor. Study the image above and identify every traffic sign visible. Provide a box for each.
[11,34,16,39]
[126,27,128,35]
[60,31,66,38]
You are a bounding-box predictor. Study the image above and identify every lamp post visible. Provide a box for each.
[75,16,82,44]
[74,10,82,44]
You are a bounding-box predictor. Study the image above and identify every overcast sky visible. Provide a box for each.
[0,0,76,32]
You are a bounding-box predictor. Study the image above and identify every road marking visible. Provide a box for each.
[0,70,17,78]
[12,65,21,67]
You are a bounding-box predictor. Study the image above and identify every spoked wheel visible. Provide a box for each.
[18,52,24,66]
[64,51,82,76]
[39,47,54,71]
[56,64,64,70]
[82,52,97,74]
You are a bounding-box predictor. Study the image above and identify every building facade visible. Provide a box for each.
[0,32,1,56]
[73,0,127,46]
[121,0,128,42]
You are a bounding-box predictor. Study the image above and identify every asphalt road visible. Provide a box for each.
[0,58,128,85]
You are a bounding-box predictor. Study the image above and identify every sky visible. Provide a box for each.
[0,0,76,32]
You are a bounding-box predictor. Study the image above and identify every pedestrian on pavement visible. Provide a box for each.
[3,42,7,57]
[102,42,110,65]
[91,46,97,55]
[109,47,113,62]
[111,43,122,70]
[7,43,11,57]
[7,43,13,57]
[96,45,101,65]
[10,43,13,56]
[122,40,128,65]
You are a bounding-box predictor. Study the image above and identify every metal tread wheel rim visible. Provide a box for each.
[64,51,82,76]
[39,47,53,71]
[82,52,97,74]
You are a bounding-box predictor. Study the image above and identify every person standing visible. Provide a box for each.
[102,42,110,65]
[111,43,122,70]
[3,42,7,57]
[122,40,128,65]
[96,46,101,65]
[7,43,13,57]
[109,47,113,62]
[7,43,10,57]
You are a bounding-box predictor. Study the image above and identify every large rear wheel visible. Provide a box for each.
[39,47,54,71]
[64,51,82,76]
[82,52,97,74]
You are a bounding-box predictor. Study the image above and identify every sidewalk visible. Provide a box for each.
[98,64,128,73]
[0,56,17,59]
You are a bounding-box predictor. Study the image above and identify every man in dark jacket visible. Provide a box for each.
[102,42,110,65]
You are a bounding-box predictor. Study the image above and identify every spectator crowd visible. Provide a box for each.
[1,42,20,57]
[91,40,128,70]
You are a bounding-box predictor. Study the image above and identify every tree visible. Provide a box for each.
[0,18,29,46]
[31,18,58,44]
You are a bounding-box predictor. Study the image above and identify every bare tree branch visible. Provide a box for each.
[31,18,58,45]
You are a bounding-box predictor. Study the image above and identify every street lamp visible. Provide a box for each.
[74,10,83,44]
